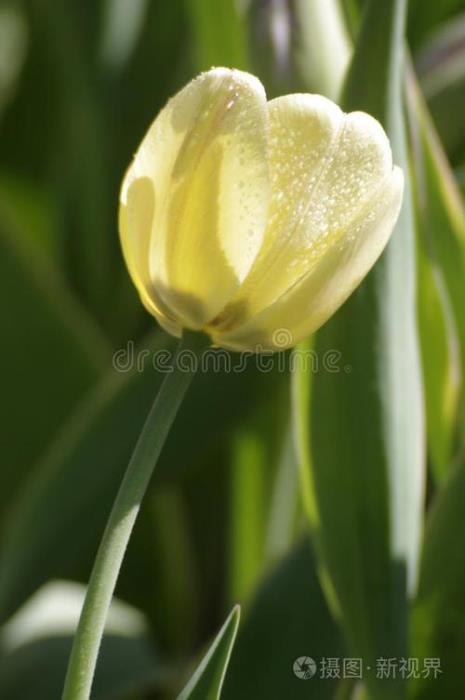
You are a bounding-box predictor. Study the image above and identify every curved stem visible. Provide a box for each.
[62,330,208,700]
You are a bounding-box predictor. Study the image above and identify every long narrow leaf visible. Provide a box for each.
[295,3,425,700]
[229,429,267,603]
[415,236,459,480]
[177,606,240,700]
[406,66,465,458]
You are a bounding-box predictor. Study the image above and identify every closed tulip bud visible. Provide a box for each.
[119,68,403,351]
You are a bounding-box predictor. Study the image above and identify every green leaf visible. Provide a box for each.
[229,428,268,603]
[187,0,248,71]
[294,0,351,100]
[264,427,300,563]
[406,68,463,477]
[228,391,289,603]
[0,200,109,514]
[410,458,465,699]
[177,606,240,700]
[223,537,343,699]
[415,238,459,480]
[294,2,425,699]
[407,68,465,364]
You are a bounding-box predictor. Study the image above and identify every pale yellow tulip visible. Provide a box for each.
[120,67,403,351]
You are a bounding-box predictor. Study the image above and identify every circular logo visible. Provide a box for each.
[293,656,317,680]
[272,328,293,349]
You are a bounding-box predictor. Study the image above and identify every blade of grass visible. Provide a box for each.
[177,606,240,700]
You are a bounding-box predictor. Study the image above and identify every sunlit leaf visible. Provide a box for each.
[295,3,425,700]
[294,0,351,99]
[415,239,459,480]
[228,393,289,603]
[229,428,267,603]
[406,66,464,477]
[264,427,300,564]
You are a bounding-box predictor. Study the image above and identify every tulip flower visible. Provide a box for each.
[65,69,405,700]
[120,67,403,351]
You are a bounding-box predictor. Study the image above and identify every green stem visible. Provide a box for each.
[62,330,208,700]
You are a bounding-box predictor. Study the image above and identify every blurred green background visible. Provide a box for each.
[0,0,465,698]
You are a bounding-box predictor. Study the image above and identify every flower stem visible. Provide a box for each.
[62,330,208,700]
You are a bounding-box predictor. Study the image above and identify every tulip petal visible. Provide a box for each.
[214,167,404,351]
[211,96,396,334]
[119,176,182,336]
[120,68,269,329]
